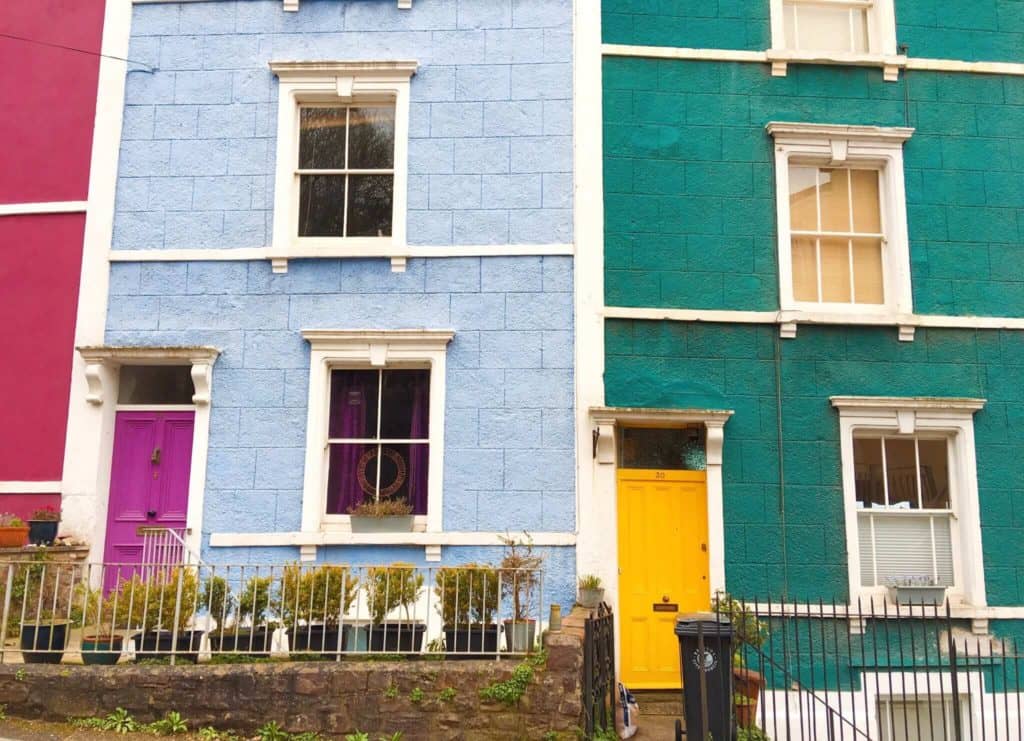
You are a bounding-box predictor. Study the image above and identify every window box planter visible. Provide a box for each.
[209,627,273,657]
[133,629,204,663]
[444,623,500,659]
[20,621,69,664]
[0,526,29,548]
[81,633,123,666]
[349,515,415,533]
[366,621,425,654]
[888,585,947,606]
[27,520,59,546]
[291,624,355,657]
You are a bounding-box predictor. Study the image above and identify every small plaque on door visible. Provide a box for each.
[653,603,678,612]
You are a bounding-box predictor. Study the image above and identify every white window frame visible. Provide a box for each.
[832,396,987,609]
[270,61,417,272]
[300,329,453,537]
[768,122,914,320]
[767,0,902,80]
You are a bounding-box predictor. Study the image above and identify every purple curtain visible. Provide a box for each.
[408,376,430,515]
[326,371,373,514]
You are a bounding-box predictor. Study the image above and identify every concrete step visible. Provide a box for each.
[632,690,683,718]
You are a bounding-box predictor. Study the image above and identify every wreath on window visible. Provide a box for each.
[356,446,407,499]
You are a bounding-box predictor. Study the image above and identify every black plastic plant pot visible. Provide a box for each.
[444,624,500,659]
[20,622,69,664]
[367,622,426,654]
[291,624,352,657]
[27,521,58,546]
[81,634,123,666]
[133,630,203,663]
[210,627,272,656]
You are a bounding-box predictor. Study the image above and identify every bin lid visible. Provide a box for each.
[674,612,734,638]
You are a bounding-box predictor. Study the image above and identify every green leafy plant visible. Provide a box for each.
[202,576,234,627]
[438,687,456,703]
[108,568,199,631]
[434,564,499,627]
[198,727,238,741]
[344,733,370,741]
[14,669,25,682]
[292,733,323,741]
[383,683,399,700]
[280,564,357,626]
[239,575,273,626]
[379,735,403,741]
[0,704,7,721]
[499,533,544,621]
[713,592,768,667]
[104,708,138,734]
[480,661,534,706]
[577,574,601,590]
[365,563,424,624]
[590,728,619,741]
[257,721,290,741]
[737,726,771,741]
[150,711,188,736]
[0,514,25,527]
[409,687,424,704]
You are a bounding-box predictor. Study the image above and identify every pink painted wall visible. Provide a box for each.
[0,0,106,203]
[0,1,104,492]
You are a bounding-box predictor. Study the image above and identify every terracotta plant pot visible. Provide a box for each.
[0,526,29,548]
[733,666,765,728]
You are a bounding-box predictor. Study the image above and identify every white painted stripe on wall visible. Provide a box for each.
[0,201,88,217]
[107,244,575,262]
[210,531,576,548]
[0,482,62,494]
[603,42,1024,77]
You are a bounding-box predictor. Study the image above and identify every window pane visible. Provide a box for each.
[118,366,195,404]
[346,174,393,237]
[299,107,347,170]
[380,369,430,440]
[819,169,851,232]
[884,438,919,508]
[328,369,379,439]
[865,513,953,586]
[348,107,395,169]
[789,165,818,230]
[820,237,852,302]
[791,237,818,301]
[852,238,884,304]
[918,439,950,509]
[298,174,346,237]
[620,427,704,470]
[326,442,378,514]
[850,169,881,232]
[854,438,885,508]
[373,443,429,515]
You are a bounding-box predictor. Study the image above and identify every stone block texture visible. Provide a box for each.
[113,0,573,249]
[603,0,1024,64]
[604,59,1024,317]
[606,320,1024,606]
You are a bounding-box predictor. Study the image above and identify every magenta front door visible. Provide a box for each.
[103,411,194,589]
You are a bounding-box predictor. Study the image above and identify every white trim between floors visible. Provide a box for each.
[59,0,132,565]
[603,43,1024,79]
[0,482,62,494]
[210,531,575,548]
[107,243,575,263]
[0,201,88,217]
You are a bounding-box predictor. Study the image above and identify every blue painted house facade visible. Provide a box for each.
[63,0,578,614]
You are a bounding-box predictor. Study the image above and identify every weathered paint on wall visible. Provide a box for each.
[606,320,1024,606]
[602,0,1024,65]
[604,59,1024,317]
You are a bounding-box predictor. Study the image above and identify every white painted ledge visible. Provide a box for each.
[0,201,87,217]
[0,482,62,494]
[210,531,576,548]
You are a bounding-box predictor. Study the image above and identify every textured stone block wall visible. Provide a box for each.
[604,59,1024,316]
[606,320,1024,606]
[115,0,573,249]
[603,0,1024,64]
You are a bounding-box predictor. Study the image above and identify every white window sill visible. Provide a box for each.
[270,237,409,273]
[209,530,577,562]
[766,49,907,80]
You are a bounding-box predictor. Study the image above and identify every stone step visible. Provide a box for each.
[631,690,683,717]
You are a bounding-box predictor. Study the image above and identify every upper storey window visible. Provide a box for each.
[270,61,416,270]
[767,122,914,318]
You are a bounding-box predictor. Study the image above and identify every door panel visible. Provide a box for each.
[153,414,194,524]
[618,469,709,689]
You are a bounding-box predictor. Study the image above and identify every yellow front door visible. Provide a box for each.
[617,469,710,689]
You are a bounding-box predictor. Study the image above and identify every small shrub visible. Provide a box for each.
[257,721,290,741]
[365,564,423,624]
[103,708,138,734]
[280,564,357,626]
[150,711,188,736]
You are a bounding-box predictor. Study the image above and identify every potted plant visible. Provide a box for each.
[365,563,426,653]
[887,575,947,606]
[281,564,357,655]
[347,497,415,533]
[19,562,74,664]
[499,533,543,653]
[577,574,604,608]
[714,593,768,729]
[112,569,202,662]
[27,506,60,546]
[435,564,500,659]
[74,582,123,665]
[0,513,29,548]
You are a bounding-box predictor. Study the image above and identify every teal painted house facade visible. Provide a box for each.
[581,0,1024,728]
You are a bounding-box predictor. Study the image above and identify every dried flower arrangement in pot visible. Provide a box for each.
[347,497,415,533]
[0,513,29,548]
[28,506,60,546]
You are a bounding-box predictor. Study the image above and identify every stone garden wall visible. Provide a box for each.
[0,632,583,741]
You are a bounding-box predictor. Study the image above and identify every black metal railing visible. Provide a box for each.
[716,596,1024,740]
[583,603,617,738]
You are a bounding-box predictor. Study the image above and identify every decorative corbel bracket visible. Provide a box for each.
[190,361,212,406]
[284,0,410,10]
[592,418,616,464]
[84,362,104,406]
[704,420,726,466]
